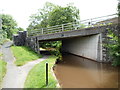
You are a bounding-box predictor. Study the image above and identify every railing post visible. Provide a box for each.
[42,28,43,34]
[91,19,93,26]
[62,24,64,31]
[74,23,77,30]
[88,19,92,26]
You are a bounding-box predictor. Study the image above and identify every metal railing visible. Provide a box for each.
[28,13,118,36]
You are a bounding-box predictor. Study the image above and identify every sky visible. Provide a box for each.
[0,0,118,29]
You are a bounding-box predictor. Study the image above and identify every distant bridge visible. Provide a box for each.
[13,14,118,62]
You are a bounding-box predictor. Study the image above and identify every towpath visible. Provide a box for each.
[1,41,47,88]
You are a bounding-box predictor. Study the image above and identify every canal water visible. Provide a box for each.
[54,54,119,88]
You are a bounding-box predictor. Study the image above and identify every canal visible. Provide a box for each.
[54,53,119,88]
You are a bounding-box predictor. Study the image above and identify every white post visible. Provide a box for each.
[42,28,43,34]
[91,19,93,26]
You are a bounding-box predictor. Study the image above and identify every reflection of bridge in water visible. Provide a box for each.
[13,14,118,62]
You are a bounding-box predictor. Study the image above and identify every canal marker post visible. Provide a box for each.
[46,62,48,86]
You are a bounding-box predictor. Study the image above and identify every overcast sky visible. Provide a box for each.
[0,0,118,29]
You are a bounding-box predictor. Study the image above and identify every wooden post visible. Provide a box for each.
[46,62,48,86]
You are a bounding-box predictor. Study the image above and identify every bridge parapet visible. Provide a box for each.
[28,14,118,36]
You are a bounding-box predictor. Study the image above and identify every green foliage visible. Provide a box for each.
[0,52,7,88]
[40,41,62,60]
[110,2,120,66]
[17,27,24,31]
[0,60,7,87]
[0,39,10,45]
[47,3,80,26]
[24,56,58,88]
[11,46,42,66]
[40,41,61,49]
[0,29,7,45]
[106,29,120,66]
[27,2,80,30]
[0,53,2,57]
[27,2,56,30]
[0,14,18,40]
[27,2,80,59]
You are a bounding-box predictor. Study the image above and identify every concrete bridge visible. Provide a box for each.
[13,14,118,62]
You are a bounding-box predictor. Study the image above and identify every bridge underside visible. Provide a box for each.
[62,34,102,62]
[38,34,103,62]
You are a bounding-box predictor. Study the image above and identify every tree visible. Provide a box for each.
[17,27,24,31]
[0,14,18,39]
[48,4,79,26]
[106,29,120,66]
[27,2,57,30]
[27,2,80,60]
[27,2,80,30]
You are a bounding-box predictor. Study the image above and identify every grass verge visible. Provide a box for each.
[0,60,7,87]
[11,46,42,66]
[24,55,58,88]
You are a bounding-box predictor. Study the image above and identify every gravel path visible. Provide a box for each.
[1,42,47,88]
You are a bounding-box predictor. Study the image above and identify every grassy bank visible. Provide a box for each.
[11,46,42,66]
[24,56,58,88]
[0,60,7,87]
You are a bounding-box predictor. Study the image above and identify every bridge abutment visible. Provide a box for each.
[13,31,40,54]
[62,34,103,62]
[13,31,27,46]
[26,37,40,53]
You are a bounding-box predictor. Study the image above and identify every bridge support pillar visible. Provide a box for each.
[26,37,40,54]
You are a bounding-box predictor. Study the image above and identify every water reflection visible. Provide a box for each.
[54,54,119,88]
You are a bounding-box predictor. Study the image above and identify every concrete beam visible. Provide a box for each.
[34,26,105,41]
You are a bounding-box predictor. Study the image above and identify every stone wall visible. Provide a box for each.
[26,37,40,53]
[13,31,40,53]
[13,31,27,46]
[101,24,118,62]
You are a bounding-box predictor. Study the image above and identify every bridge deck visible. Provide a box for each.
[27,14,118,41]
[28,25,107,41]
